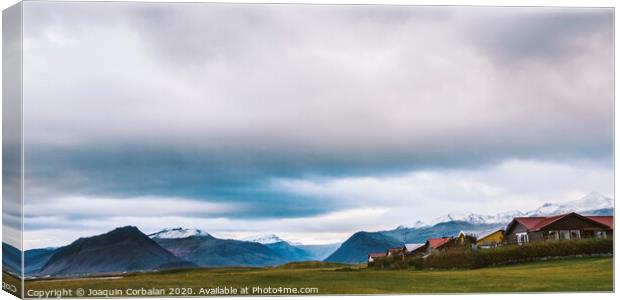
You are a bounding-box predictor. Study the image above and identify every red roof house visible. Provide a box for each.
[367,252,387,263]
[386,247,404,256]
[585,216,613,229]
[424,237,453,254]
[505,212,613,244]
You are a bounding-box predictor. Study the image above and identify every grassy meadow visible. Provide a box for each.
[20,257,613,296]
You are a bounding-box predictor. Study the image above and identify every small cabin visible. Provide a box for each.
[367,252,387,263]
[424,237,453,255]
[404,243,425,256]
[475,228,505,248]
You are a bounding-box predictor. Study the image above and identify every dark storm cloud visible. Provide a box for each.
[462,7,614,62]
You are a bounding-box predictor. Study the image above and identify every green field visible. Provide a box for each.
[23,257,612,296]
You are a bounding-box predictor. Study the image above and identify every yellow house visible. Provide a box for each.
[476,229,505,248]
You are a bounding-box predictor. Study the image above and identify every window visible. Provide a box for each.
[516,232,529,245]
[595,231,607,239]
[548,231,559,240]
[570,230,581,240]
[559,230,570,240]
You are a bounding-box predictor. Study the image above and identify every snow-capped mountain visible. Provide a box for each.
[148,227,210,239]
[241,233,286,244]
[398,192,613,229]
[525,192,613,217]
[429,210,523,226]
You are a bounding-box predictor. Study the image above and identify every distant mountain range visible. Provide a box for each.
[405,192,613,229]
[241,233,339,262]
[4,192,612,277]
[242,233,286,244]
[326,192,613,263]
[149,229,288,267]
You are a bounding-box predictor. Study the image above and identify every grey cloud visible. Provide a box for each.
[463,7,613,62]
[17,2,614,235]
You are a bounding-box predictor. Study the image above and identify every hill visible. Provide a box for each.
[324,231,402,264]
[38,226,194,276]
[2,243,21,276]
[153,235,287,267]
[25,247,57,276]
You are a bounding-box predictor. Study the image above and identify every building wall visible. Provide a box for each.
[476,231,504,247]
[505,222,529,244]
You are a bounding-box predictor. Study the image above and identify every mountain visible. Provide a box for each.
[241,233,318,261]
[263,241,314,262]
[2,242,21,276]
[383,221,502,243]
[296,244,340,261]
[526,192,613,217]
[25,247,57,276]
[428,210,523,226]
[324,231,402,264]
[153,235,288,267]
[37,226,194,277]
[241,233,285,244]
[148,227,210,239]
[402,192,613,229]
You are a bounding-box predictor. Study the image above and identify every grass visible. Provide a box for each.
[23,257,612,296]
[2,271,22,298]
[275,261,353,269]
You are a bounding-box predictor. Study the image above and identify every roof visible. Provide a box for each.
[387,247,403,254]
[585,216,613,229]
[427,237,452,249]
[368,252,387,258]
[405,243,425,252]
[512,213,613,232]
[512,217,548,230]
[529,214,569,231]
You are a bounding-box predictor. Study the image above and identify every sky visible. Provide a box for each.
[14,2,613,249]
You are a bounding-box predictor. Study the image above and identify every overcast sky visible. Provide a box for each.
[17,2,613,249]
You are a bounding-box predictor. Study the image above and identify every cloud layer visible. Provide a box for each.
[17,2,613,248]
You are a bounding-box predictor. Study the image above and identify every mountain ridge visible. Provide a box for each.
[401,192,613,229]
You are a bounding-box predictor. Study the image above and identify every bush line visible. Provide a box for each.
[371,238,613,270]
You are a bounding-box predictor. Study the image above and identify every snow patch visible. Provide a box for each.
[148,227,210,239]
[242,233,286,244]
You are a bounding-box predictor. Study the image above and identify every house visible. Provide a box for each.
[504,212,613,245]
[404,243,425,256]
[475,228,505,248]
[455,231,477,246]
[585,216,613,238]
[386,247,405,257]
[367,252,387,263]
[424,237,453,254]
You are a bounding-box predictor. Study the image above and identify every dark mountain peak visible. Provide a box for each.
[111,225,140,233]
[37,225,193,277]
[325,231,402,263]
[351,231,372,238]
[105,226,143,238]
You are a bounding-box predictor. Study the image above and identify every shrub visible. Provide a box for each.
[406,238,613,270]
